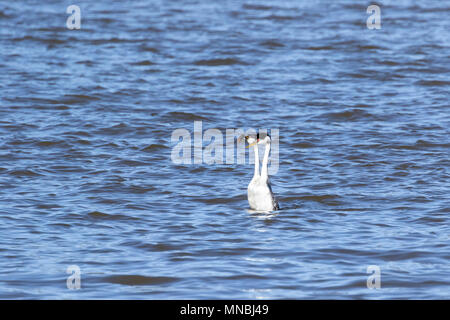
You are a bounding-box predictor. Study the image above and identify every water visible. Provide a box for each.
[0,0,449,299]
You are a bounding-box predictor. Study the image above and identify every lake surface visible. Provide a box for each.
[0,0,449,299]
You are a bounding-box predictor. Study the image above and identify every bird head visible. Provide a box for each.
[244,133,271,148]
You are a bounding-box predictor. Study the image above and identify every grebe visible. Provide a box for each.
[245,133,279,212]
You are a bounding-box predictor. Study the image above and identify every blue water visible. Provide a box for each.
[0,0,449,299]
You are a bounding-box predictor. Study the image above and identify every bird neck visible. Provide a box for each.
[261,141,270,179]
[253,143,260,177]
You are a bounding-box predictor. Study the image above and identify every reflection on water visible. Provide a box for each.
[248,210,280,220]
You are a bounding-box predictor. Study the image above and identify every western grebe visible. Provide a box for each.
[244,133,279,212]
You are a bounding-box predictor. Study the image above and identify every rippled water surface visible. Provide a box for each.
[0,0,449,299]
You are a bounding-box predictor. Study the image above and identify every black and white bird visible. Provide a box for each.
[244,133,279,212]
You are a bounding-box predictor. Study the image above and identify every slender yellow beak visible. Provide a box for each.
[246,141,257,148]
